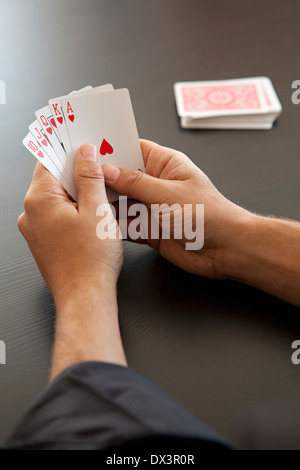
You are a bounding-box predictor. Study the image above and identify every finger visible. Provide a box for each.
[112,197,139,219]
[140,139,197,179]
[32,161,54,181]
[25,162,70,205]
[140,139,177,178]
[29,162,65,191]
[102,164,174,205]
[17,212,27,237]
[75,143,108,212]
[112,198,161,250]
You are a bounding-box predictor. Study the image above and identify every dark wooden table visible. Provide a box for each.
[1,0,300,449]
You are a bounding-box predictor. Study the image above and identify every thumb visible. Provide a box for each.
[75,144,108,210]
[102,164,172,205]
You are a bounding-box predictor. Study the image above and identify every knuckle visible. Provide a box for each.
[17,213,26,235]
[17,213,24,229]
[78,165,104,182]
[128,170,144,191]
[23,192,39,213]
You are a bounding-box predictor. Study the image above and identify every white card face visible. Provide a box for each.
[174,77,279,118]
[63,88,145,170]
[23,132,76,200]
[48,86,93,154]
[23,132,62,180]
[48,97,74,159]
[29,120,63,172]
[35,105,67,165]
[50,85,113,159]
[66,85,114,117]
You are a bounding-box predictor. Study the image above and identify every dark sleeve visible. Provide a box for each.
[1,361,231,450]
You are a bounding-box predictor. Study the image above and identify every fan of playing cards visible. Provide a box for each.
[23,84,145,202]
[174,77,282,130]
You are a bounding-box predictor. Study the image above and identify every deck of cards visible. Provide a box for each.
[174,77,282,130]
[23,84,145,201]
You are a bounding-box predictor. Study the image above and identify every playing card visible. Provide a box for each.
[35,105,67,165]
[23,132,61,177]
[22,132,76,199]
[24,84,145,203]
[48,86,93,157]
[49,86,92,136]
[174,77,280,118]
[29,120,63,172]
[54,84,114,158]
[180,115,275,130]
[62,88,145,201]
[259,77,282,112]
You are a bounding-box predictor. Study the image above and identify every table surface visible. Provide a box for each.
[1,0,300,449]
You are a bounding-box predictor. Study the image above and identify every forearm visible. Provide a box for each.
[221,213,300,307]
[50,280,127,381]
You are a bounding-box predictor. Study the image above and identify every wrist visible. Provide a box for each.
[50,277,127,381]
[54,275,118,316]
[213,204,260,281]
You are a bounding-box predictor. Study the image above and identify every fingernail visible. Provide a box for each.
[81,144,98,161]
[103,164,121,182]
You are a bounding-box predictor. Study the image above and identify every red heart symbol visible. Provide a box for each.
[46,127,52,135]
[41,139,48,146]
[57,116,63,124]
[68,114,75,122]
[38,151,44,158]
[100,139,113,156]
[50,118,57,128]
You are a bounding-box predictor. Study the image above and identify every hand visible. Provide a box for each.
[103,140,253,279]
[18,144,124,303]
